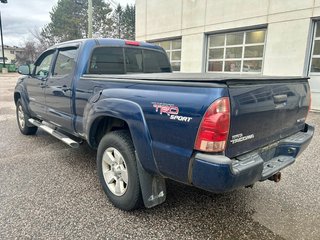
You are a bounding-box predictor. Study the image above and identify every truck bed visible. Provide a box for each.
[82,72,310,159]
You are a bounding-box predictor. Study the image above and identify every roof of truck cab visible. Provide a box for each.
[49,38,162,50]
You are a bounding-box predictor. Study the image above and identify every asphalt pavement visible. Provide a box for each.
[0,73,320,240]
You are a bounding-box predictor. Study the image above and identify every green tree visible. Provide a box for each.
[122,4,135,40]
[111,4,123,39]
[41,0,113,44]
[111,4,135,40]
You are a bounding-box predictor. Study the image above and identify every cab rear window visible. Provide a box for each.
[88,47,171,74]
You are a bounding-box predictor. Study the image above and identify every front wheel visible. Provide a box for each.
[16,99,37,135]
[97,130,142,211]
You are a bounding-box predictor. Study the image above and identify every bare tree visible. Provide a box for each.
[15,41,39,65]
[29,28,51,52]
[15,28,49,65]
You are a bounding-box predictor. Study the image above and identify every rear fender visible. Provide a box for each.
[85,97,159,174]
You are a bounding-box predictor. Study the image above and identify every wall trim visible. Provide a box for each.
[147,36,182,43]
[204,24,268,36]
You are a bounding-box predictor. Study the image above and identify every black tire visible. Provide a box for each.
[97,130,142,211]
[16,99,38,135]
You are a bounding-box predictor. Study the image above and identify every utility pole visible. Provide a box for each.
[88,0,92,38]
[0,0,8,70]
[0,12,5,68]
[75,0,93,38]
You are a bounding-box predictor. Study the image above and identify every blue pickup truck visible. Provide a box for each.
[14,38,314,210]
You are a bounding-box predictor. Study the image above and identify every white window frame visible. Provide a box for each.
[206,29,267,74]
[153,38,182,72]
[309,21,320,75]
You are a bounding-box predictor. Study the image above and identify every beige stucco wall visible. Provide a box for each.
[180,33,204,72]
[263,19,311,76]
[4,49,16,63]
[136,0,319,74]
[136,0,320,109]
[1,48,20,64]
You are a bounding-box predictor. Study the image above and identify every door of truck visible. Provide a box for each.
[26,50,55,118]
[44,47,78,131]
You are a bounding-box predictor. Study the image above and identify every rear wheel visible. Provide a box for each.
[97,130,142,211]
[16,99,37,135]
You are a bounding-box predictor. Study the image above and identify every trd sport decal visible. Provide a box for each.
[152,102,192,122]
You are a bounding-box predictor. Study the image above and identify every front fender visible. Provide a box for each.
[84,98,159,174]
[14,77,28,105]
[14,79,34,127]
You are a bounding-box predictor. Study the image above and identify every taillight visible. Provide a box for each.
[125,40,140,46]
[194,97,230,152]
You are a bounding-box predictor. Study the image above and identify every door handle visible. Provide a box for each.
[61,85,70,92]
[273,94,287,104]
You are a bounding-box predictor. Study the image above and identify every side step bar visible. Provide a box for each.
[28,119,79,148]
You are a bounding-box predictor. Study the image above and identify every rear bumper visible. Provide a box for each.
[191,124,314,193]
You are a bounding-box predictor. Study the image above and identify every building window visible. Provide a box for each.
[10,50,15,54]
[153,39,181,71]
[207,29,266,73]
[310,22,320,73]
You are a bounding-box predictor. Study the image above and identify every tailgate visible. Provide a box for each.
[226,79,310,158]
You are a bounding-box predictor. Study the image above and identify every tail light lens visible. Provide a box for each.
[194,97,230,152]
[125,40,140,46]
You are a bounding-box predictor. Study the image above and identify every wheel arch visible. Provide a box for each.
[85,98,159,174]
[13,89,32,117]
[14,92,21,105]
[88,115,130,149]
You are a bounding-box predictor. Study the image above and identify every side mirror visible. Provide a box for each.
[18,65,31,75]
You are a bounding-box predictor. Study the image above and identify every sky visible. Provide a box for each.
[0,0,135,47]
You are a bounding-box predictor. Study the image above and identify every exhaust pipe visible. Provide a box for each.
[268,172,281,183]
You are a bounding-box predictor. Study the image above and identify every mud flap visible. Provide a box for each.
[136,154,166,208]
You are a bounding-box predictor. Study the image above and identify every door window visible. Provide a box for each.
[34,52,54,78]
[53,48,77,76]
